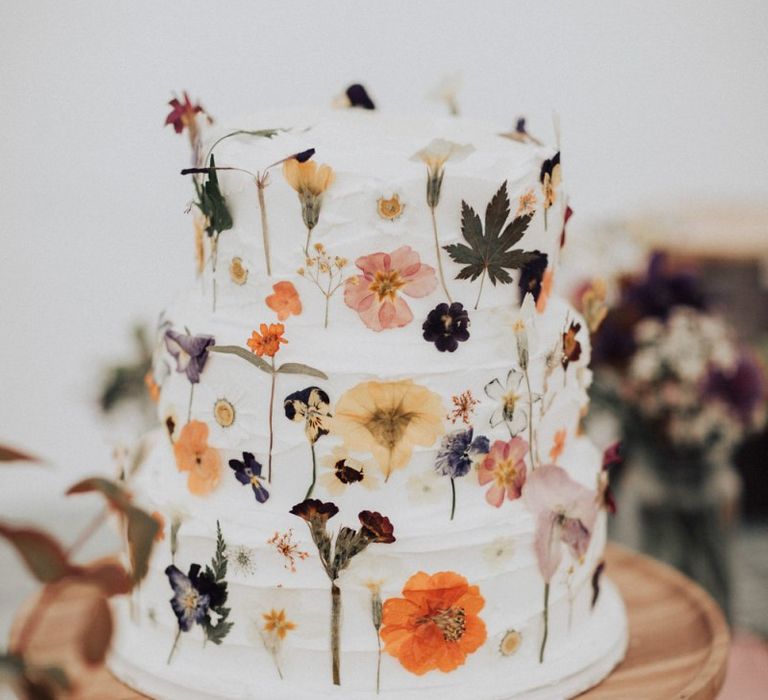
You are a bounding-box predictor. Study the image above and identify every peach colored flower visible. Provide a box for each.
[380,570,486,675]
[549,429,567,463]
[144,371,160,402]
[536,268,554,313]
[344,246,437,331]
[247,323,288,358]
[477,438,528,507]
[173,420,221,496]
[266,281,302,321]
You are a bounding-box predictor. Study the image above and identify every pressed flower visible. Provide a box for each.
[478,438,528,507]
[283,156,335,253]
[499,630,522,656]
[256,606,297,679]
[151,511,166,542]
[581,278,608,333]
[344,245,437,331]
[539,151,561,229]
[165,563,213,632]
[165,92,207,136]
[266,281,302,321]
[377,194,405,221]
[518,253,549,306]
[435,427,489,520]
[247,323,288,358]
[333,379,445,480]
[285,386,333,498]
[289,498,339,524]
[485,369,537,436]
[339,83,376,109]
[500,117,543,145]
[173,421,221,496]
[318,446,379,495]
[549,429,567,463]
[523,463,599,662]
[263,608,297,640]
[267,529,309,573]
[516,189,537,216]
[229,256,248,285]
[358,511,396,544]
[380,570,486,675]
[213,398,235,427]
[598,442,622,514]
[447,389,479,425]
[228,452,269,503]
[165,330,215,384]
[228,544,257,576]
[301,242,351,328]
[562,321,582,371]
[537,268,554,313]
[194,214,206,274]
[144,371,161,402]
[422,302,471,352]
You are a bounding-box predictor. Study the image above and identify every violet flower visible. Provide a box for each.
[228,452,270,503]
[165,329,215,384]
[434,427,489,520]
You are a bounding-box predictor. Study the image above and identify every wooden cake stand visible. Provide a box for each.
[9,544,729,700]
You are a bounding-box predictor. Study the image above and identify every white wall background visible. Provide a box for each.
[2,0,767,478]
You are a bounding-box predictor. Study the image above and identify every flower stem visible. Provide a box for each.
[167,628,182,665]
[474,269,487,310]
[331,581,342,686]
[539,582,550,663]
[430,206,453,303]
[524,369,536,470]
[188,383,194,423]
[450,477,457,521]
[257,181,272,276]
[305,443,317,499]
[376,633,382,694]
[304,226,312,257]
[267,358,276,482]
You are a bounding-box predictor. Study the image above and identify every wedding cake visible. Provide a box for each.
[110,89,627,699]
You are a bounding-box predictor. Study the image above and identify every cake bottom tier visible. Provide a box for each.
[109,578,627,700]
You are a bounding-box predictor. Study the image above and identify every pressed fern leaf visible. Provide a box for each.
[444,181,539,306]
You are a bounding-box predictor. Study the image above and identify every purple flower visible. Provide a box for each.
[422,302,470,352]
[434,427,489,478]
[165,563,225,632]
[165,329,215,384]
[228,452,269,503]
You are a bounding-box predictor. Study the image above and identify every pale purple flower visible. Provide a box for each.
[165,329,215,384]
[434,427,489,478]
[523,464,599,582]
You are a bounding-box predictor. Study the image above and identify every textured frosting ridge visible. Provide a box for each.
[112,105,626,699]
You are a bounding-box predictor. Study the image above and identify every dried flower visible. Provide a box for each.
[283,156,335,253]
[229,257,249,286]
[377,194,405,221]
[266,281,302,321]
[165,330,215,384]
[228,452,269,503]
[358,511,396,544]
[173,421,221,496]
[447,390,479,425]
[247,323,287,358]
[422,302,471,352]
[581,278,608,333]
[478,437,528,507]
[499,629,522,656]
[267,530,309,573]
[516,189,537,216]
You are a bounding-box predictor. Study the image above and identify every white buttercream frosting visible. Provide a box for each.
[112,106,626,699]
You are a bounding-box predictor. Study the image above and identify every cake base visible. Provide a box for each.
[109,579,627,700]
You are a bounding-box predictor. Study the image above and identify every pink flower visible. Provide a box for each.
[344,246,437,331]
[477,438,528,507]
[523,464,599,583]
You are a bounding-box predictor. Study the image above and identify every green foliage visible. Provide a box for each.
[203,521,233,645]
[193,154,234,238]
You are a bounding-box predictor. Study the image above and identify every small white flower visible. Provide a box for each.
[228,544,257,577]
[484,369,540,434]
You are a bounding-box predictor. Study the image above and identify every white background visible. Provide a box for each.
[1,0,767,478]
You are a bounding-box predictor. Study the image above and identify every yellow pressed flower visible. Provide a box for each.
[377,194,405,221]
[283,157,336,254]
[332,379,445,480]
[500,629,522,656]
[229,256,248,285]
[262,608,297,640]
[213,398,236,427]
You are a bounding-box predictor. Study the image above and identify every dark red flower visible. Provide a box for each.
[599,442,622,514]
[591,560,605,609]
[560,203,574,249]
[561,320,582,371]
[358,510,396,544]
[290,498,339,523]
[165,92,205,134]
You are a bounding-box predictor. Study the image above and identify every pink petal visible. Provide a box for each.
[477,462,494,485]
[561,517,592,561]
[402,264,438,298]
[534,511,562,582]
[388,245,420,271]
[344,276,375,311]
[355,251,390,277]
[485,484,505,508]
[379,296,413,330]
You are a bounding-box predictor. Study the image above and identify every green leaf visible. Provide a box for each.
[211,521,228,582]
[443,181,536,306]
[210,345,274,375]
[0,525,72,583]
[276,362,329,380]
[0,444,37,462]
[194,154,233,237]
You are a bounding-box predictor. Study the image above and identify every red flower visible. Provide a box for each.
[358,511,396,543]
[290,499,339,524]
[165,92,205,134]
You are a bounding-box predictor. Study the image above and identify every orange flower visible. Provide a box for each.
[173,420,221,495]
[144,371,160,402]
[263,608,297,640]
[380,571,486,675]
[266,281,302,321]
[150,511,166,542]
[247,323,288,358]
[536,268,554,313]
[549,428,567,463]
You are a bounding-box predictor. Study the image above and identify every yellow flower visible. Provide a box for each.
[283,157,335,252]
[332,379,445,480]
[377,194,405,221]
[262,608,297,640]
[229,257,249,286]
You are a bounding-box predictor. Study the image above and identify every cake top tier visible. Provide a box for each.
[181,105,566,319]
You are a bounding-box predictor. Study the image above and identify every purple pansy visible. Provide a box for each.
[165,329,215,384]
[434,427,489,478]
[228,452,270,503]
[165,563,222,631]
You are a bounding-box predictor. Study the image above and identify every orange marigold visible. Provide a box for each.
[266,281,302,321]
[173,420,221,496]
[247,323,288,358]
[380,571,486,675]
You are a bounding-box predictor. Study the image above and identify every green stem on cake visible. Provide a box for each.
[449,477,457,521]
[524,369,536,469]
[305,443,317,500]
[267,357,276,482]
[539,582,550,663]
[331,581,342,686]
[167,628,181,665]
[375,632,382,694]
[430,206,453,303]
[210,233,219,313]
[304,225,313,257]
[256,179,272,276]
